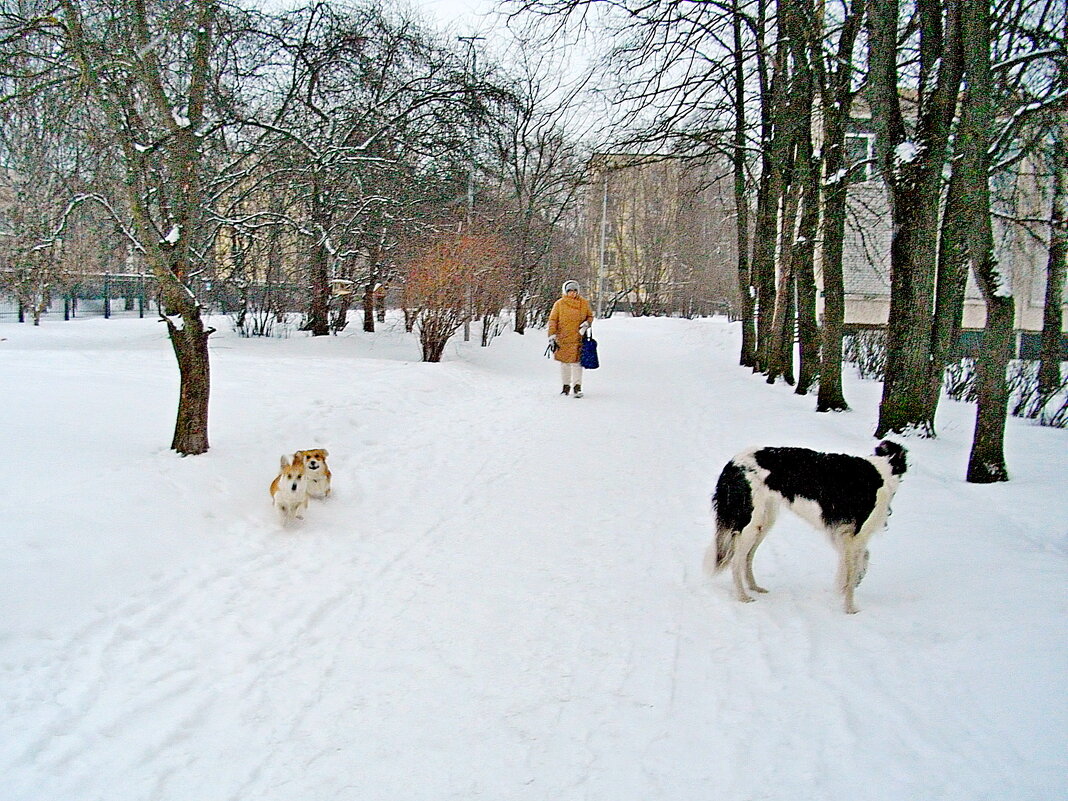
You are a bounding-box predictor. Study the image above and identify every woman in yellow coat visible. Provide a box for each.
[548,279,594,397]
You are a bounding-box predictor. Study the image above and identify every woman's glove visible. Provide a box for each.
[548,334,558,345]
[579,322,590,335]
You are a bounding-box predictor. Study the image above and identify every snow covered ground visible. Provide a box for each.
[1,312,1065,801]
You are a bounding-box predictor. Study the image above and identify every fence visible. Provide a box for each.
[0,273,313,322]
[0,273,154,321]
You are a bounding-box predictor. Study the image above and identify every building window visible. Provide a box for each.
[844,133,875,183]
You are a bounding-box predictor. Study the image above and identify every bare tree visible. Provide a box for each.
[402,229,505,361]
[13,0,232,455]
[957,0,1014,482]
[722,0,757,363]
[0,109,73,323]
[812,0,864,412]
[1038,124,1067,397]
[244,4,475,337]
[1035,10,1068,399]
[867,0,964,438]
[489,49,586,334]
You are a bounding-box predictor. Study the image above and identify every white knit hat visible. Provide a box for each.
[562,280,580,294]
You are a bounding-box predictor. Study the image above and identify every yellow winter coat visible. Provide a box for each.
[548,295,594,363]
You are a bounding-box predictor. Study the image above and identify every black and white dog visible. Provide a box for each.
[704,441,908,613]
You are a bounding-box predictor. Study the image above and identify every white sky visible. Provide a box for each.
[407,0,503,34]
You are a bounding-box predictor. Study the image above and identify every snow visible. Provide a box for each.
[894,141,920,165]
[171,108,191,128]
[1,313,1065,801]
[822,167,848,185]
[162,225,180,245]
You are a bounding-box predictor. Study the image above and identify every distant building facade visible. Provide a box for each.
[586,132,1065,357]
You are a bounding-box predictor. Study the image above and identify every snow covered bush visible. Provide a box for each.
[943,358,977,402]
[943,358,1067,429]
[843,328,887,379]
[1008,361,1068,428]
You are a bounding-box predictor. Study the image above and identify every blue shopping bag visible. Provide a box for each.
[580,334,599,369]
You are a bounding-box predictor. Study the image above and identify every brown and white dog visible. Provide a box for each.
[270,453,308,525]
[704,441,908,613]
[294,448,331,498]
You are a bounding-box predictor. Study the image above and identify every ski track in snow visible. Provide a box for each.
[1,314,1064,801]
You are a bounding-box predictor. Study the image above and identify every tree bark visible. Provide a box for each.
[164,313,212,455]
[869,0,964,438]
[789,14,820,395]
[814,0,863,412]
[766,175,800,386]
[732,2,756,367]
[966,299,1013,482]
[363,281,376,333]
[307,239,330,336]
[926,156,971,415]
[751,2,781,373]
[961,0,1011,482]
[816,137,849,409]
[1038,131,1067,396]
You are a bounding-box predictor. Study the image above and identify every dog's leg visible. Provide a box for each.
[732,527,760,602]
[832,526,851,590]
[855,548,870,587]
[744,538,768,594]
[744,506,775,594]
[836,531,863,614]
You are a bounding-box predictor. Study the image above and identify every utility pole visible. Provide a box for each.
[597,163,608,319]
[458,35,484,342]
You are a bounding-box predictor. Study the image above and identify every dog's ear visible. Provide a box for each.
[321,449,329,458]
[875,440,908,475]
[280,454,290,468]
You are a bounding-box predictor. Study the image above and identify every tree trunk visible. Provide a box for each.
[813,0,862,412]
[307,240,330,336]
[331,293,352,333]
[877,190,942,436]
[363,282,375,333]
[163,311,212,456]
[1038,131,1066,396]
[961,0,1010,482]
[766,174,801,385]
[869,0,963,438]
[966,298,1013,482]
[732,3,756,367]
[816,199,849,410]
[926,157,971,416]
[751,8,782,373]
[751,165,780,372]
[816,141,849,409]
[514,289,529,335]
[793,132,820,393]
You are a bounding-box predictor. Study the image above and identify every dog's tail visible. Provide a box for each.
[704,522,736,575]
[705,460,752,574]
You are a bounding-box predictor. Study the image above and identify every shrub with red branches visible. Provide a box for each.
[402,232,506,362]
